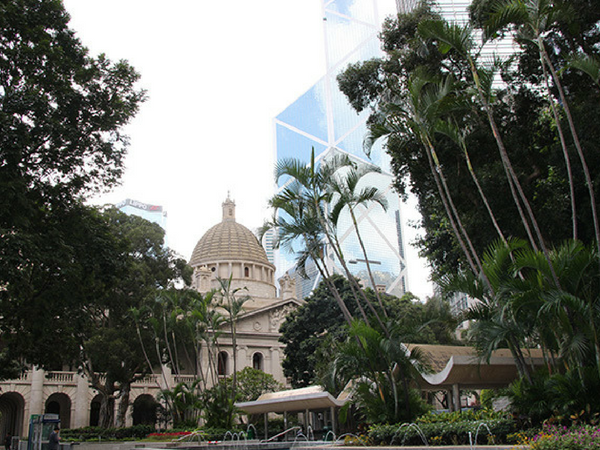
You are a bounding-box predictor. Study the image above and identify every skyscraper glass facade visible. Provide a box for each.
[274,0,408,298]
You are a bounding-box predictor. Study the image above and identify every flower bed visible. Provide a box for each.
[528,424,600,449]
[146,431,193,441]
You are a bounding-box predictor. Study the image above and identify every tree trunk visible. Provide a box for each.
[468,56,560,288]
[349,207,389,318]
[98,392,115,429]
[115,382,131,428]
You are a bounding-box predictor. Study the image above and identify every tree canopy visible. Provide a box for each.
[337,0,600,278]
[280,276,459,388]
[0,0,146,378]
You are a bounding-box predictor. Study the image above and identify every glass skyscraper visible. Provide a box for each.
[274,0,515,300]
[274,0,408,298]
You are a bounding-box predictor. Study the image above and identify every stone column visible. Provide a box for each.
[452,384,460,412]
[73,373,89,428]
[330,406,336,436]
[238,345,248,370]
[270,347,283,383]
[29,367,45,416]
[159,364,172,390]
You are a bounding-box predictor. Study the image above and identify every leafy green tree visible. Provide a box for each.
[322,320,430,424]
[280,276,458,388]
[279,276,356,387]
[223,367,282,403]
[337,1,600,280]
[81,208,187,428]
[0,0,145,380]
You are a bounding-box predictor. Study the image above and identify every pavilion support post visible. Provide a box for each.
[264,413,268,440]
[304,409,309,435]
[446,389,453,411]
[452,384,460,412]
[330,406,336,436]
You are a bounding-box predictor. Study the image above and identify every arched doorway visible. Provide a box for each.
[217,351,229,376]
[89,395,101,427]
[252,352,264,371]
[132,394,159,426]
[45,393,71,429]
[0,392,24,438]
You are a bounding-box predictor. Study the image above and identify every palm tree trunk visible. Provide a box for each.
[310,244,355,326]
[461,142,508,246]
[426,136,488,280]
[315,200,389,335]
[540,44,600,261]
[421,135,479,276]
[468,56,560,288]
[349,207,389,318]
[538,46,577,240]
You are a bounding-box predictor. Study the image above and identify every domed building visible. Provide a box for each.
[0,197,301,437]
[189,196,302,385]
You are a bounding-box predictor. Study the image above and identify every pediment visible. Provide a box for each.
[220,298,304,335]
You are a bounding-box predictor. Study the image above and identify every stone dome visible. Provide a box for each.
[189,198,270,267]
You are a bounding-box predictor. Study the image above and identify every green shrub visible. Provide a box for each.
[60,425,155,441]
[368,417,516,446]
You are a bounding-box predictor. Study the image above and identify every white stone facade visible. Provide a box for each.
[0,198,300,438]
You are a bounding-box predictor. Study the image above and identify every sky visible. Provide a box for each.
[62,0,434,299]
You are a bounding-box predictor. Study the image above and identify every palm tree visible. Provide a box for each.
[324,320,429,422]
[216,275,250,403]
[486,0,600,266]
[263,162,356,325]
[328,162,390,317]
[366,70,490,287]
[435,119,508,247]
[266,148,386,328]
[418,19,560,287]
[515,241,600,380]
[446,238,535,383]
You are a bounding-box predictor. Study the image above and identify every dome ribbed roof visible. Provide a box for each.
[189,198,270,267]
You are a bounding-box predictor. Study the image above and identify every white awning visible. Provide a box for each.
[236,386,347,415]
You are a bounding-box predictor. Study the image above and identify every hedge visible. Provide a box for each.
[369,418,516,446]
[60,425,155,441]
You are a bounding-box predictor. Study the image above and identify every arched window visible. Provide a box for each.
[252,352,264,371]
[244,267,250,278]
[217,351,228,376]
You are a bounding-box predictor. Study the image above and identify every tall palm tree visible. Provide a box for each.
[328,162,390,317]
[486,0,600,266]
[263,160,356,325]
[366,71,491,289]
[216,275,250,403]
[266,148,387,329]
[418,19,560,287]
[435,119,508,247]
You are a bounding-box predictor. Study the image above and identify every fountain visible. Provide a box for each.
[333,433,368,447]
[246,424,258,441]
[323,430,335,442]
[473,422,494,447]
[390,423,429,447]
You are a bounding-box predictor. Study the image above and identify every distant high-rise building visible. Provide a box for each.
[274,0,409,298]
[116,198,167,231]
[261,228,277,266]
